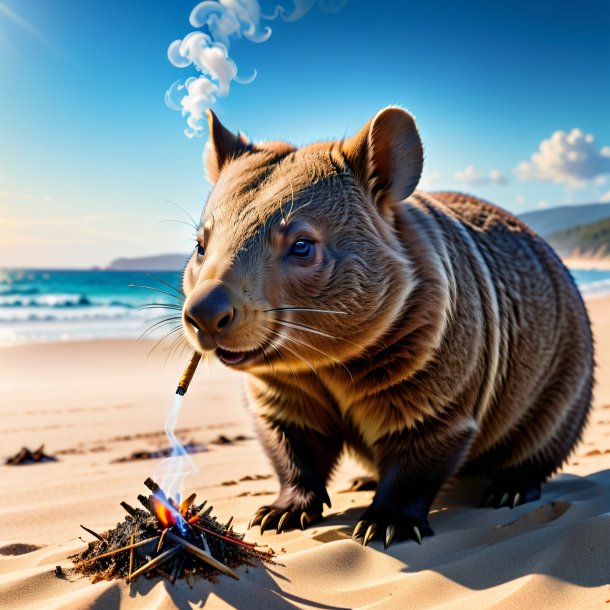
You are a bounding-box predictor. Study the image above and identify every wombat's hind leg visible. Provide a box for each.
[480,481,541,509]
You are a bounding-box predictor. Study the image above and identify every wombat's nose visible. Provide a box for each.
[185,280,235,336]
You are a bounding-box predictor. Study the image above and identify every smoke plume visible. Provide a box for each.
[165,0,349,138]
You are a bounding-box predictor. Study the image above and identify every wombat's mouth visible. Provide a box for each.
[215,345,265,367]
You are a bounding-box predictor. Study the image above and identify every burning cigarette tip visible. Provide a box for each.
[176,351,202,396]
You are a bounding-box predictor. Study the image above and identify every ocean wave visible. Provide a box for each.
[0,305,137,323]
[0,287,40,296]
[0,293,135,308]
[578,278,610,294]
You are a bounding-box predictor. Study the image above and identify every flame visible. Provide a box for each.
[152,497,176,528]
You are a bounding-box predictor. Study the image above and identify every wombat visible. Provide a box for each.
[181,107,593,548]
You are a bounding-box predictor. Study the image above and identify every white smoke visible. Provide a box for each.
[166,0,349,138]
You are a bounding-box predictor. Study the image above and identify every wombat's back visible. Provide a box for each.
[413,191,594,478]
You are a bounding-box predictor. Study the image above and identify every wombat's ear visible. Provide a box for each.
[204,109,251,184]
[343,107,423,211]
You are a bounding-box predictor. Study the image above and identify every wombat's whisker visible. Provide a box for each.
[272,319,341,340]
[146,273,186,299]
[266,327,350,379]
[272,319,369,353]
[129,284,186,302]
[264,307,347,315]
[138,303,183,311]
[267,341,300,387]
[138,317,183,341]
[146,326,184,360]
[271,329,353,382]
[154,197,201,233]
[262,327,319,377]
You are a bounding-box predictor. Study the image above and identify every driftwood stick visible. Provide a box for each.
[80,525,107,543]
[157,528,169,553]
[127,546,181,582]
[164,531,239,580]
[85,536,159,562]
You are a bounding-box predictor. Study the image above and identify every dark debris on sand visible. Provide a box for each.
[5,445,57,465]
[111,442,207,463]
[70,478,277,584]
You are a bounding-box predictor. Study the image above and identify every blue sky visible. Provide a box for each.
[1,0,609,268]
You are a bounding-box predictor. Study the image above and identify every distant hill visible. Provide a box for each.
[520,203,610,238]
[105,253,189,271]
[546,217,610,259]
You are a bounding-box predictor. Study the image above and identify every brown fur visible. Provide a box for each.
[181,108,594,545]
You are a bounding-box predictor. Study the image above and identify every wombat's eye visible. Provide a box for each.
[196,243,205,257]
[289,238,314,260]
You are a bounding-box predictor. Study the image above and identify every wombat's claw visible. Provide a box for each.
[250,506,322,534]
[480,484,541,509]
[384,524,396,549]
[362,523,377,546]
[259,510,282,534]
[248,508,268,530]
[352,520,429,548]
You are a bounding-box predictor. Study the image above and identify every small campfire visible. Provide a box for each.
[71,478,276,584]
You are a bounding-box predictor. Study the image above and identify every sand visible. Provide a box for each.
[1,298,609,609]
[562,256,610,271]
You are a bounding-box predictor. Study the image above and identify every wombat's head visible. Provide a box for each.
[182,107,423,373]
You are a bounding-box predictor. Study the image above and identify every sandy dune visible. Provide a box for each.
[1,297,609,609]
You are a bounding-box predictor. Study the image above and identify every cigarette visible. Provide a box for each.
[176,351,202,396]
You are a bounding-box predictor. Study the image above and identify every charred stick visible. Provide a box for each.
[137,494,154,513]
[187,501,207,523]
[164,531,239,580]
[80,525,107,543]
[127,546,181,582]
[143,477,160,495]
[120,501,139,518]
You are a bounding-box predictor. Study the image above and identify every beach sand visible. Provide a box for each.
[1,297,609,609]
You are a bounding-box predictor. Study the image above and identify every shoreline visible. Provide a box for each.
[563,256,610,270]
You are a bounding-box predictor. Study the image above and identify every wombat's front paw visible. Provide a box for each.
[249,504,324,534]
[352,501,434,548]
[249,489,330,534]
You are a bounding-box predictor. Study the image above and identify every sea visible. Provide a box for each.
[0,269,184,344]
[1,267,609,344]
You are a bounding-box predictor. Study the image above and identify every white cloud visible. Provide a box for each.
[515,129,610,187]
[454,165,507,186]
[514,195,526,206]
[601,191,610,203]
[537,200,550,209]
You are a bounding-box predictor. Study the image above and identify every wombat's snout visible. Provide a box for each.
[184,280,235,341]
